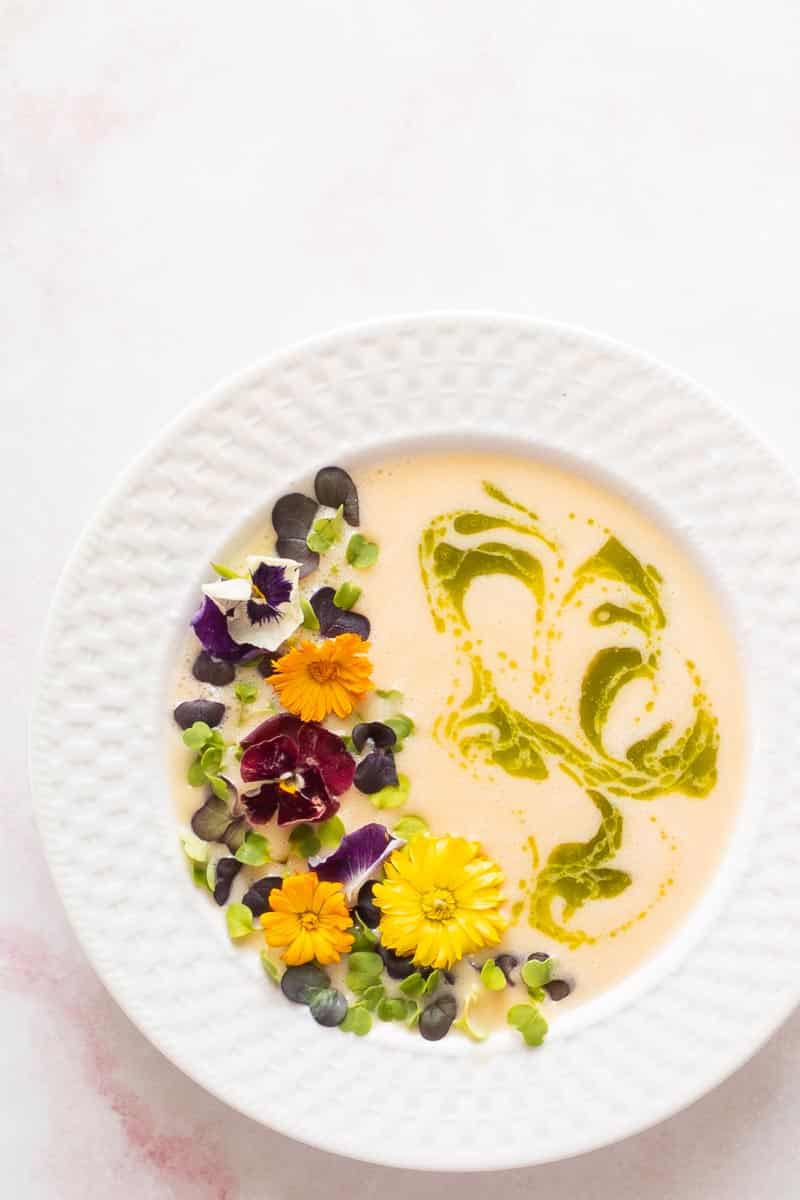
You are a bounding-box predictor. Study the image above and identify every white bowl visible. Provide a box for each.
[30,315,800,1170]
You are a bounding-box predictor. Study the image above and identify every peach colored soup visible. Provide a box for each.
[172,450,746,1027]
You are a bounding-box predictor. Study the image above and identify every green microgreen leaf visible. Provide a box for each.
[317,815,345,849]
[235,832,272,866]
[521,957,554,991]
[359,983,386,1012]
[385,714,414,741]
[376,688,404,703]
[226,903,254,940]
[480,959,507,992]
[507,1003,549,1047]
[300,595,320,630]
[191,861,209,888]
[422,969,441,996]
[234,681,258,705]
[205,860,216,891]
[370,773,410,810]
[288,824,322,860]
[350,915,379,953]
[183,721,212,751]
[377,996,417,1022]
[345,951,384,994]
[453,988,489,1042]
[200,745,223,776]
[260,950,281,984]
[307,505,344,554]
[333,581,362,610]
[346,532,379,569]
[392,814,429,839]
[340,1005,372,1036]
[180,832,208,865]
[208,775,230,802]
[187,759,207,788]
[210,562,243,580]
[399,972,426,998]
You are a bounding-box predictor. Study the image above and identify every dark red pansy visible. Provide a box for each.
[239,717,354,826]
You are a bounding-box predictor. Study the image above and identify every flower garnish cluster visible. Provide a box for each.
[175,465,571,1045]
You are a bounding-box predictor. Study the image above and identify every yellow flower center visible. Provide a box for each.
[299,911,319,931]
[421,888,456,922]
[308,660,338,684]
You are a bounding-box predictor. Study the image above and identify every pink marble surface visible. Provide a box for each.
[3,3,799,1195]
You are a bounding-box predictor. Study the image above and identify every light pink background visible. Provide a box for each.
[3,3,799,1196]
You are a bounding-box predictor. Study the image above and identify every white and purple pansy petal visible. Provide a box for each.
[201,555,303,652]
[310,822,404,902]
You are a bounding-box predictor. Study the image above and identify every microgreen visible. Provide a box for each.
[180,831,208,865]
[339,1005,372,1036]
[300,595,320,630]
[399,969,441,999]
[260,950,281,984]
[350,914,379,953]
[183,722,229,800]
[480,959,507,992]
[377,996,417,1022]
[370,773,410,810]
[346,532,379,569]
[359,984,386,1012]
[235,832,272,866]
[507,1003,548,1047]
[521,957,554,992]
[234,680,258,704]
[385,714,414,747]
[191,861,210,888]
[392,814,429,839]
[376,688,404,703]
[307,505,344,554]
[226,903,254,940]
[210,562,243,580]
[333,580,362,610]
[288,824,322,860]
[346,950,384,994]
[453,988,489,1042]
[316,815,345,849]
[309,987,348,1027]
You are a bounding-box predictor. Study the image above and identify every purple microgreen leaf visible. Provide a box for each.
[275,536,319,579]
[314,466,359,526]
[190,795,232,842]
[212,857,242,905]
[351,722,397,753]
[354,749,399,795]
[271,492,318,539]
[173,699,226,730]
[309,586,370,640]
[311,822,403,901]
[243,875,284,917]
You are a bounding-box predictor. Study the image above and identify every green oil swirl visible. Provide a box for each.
[418,479,720,947]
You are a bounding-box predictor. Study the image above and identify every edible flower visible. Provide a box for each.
[373,834,508,970]
[269,633,373,722]
[239,713,355,826]
[260,871,354,965]
[195,556,303,656]
[310,822,403,901]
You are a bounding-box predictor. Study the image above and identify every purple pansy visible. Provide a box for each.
[247,562,293,626]
[191,596,257,662]
[239,714,355,826]
[311,822,403,901]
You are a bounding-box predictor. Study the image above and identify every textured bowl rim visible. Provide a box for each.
[29,312,800,1170]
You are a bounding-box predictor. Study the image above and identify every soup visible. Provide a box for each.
[171,450,745,1043]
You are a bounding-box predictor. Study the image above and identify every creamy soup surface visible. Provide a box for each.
[171,450,746,1027]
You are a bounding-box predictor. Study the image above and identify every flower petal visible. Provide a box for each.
[239,735,298,783]
[190,596,255,661]
[297,723,355,796]
[240,713,303,748]
[279,767,339,825]
[241,782,281,824]
[311,822,403,901]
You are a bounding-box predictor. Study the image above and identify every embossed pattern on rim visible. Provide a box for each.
[30,316,800,1169]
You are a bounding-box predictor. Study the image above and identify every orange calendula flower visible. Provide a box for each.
[269,633,373,723]
[260,871,354,965]
[373,834,508,970]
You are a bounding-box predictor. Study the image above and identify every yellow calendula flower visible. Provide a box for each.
[269,633,373,723]
[260,872,355,965]
[373,834,508,970]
